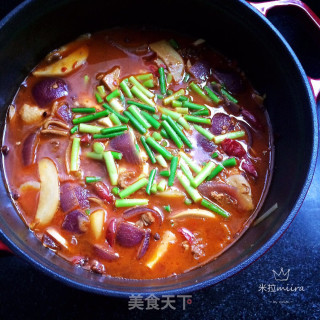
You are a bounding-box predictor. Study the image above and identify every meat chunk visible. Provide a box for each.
[118,170,137,188]
[102,67,120,91]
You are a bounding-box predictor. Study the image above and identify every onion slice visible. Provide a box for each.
[170,209,216,220]
[137,229,151,259]
[123,207,163,224]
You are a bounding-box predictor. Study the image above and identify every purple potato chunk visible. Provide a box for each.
[62,210,89,234]
[32,78,68,107]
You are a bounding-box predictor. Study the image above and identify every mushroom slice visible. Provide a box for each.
[34,158,60,226]
[149,40,185,82]
[33,46,89,77]
[146,230,176,269]
[170,209,216,220]
[227,174,253,211]
[90,209,106,240]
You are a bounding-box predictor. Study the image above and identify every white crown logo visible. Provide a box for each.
[272,268,290,281]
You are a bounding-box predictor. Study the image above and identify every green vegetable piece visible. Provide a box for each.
[85,176,101,183]
[72,107,96,114]
[201,199,230,218]
[213,130,245,144]
[112,187,120,195]
[103,151,118,185]
[115,199,149,207]
[70,138,81,172]
[72,110,109,125]
[157,179,167,192]
[159,67,167,95]
[168,156,178,186]
[79,123,103,134]
[222,157,237,167]
[140,136,156,164]
[93,142,104,154]
[146,168,157,195]
[204,86,221,103]
[146,137,173,160]
[191,161,216,188]
[206,164,224,181]
[184,115,211,125]
[119,178,148,199]
[164,205,171,212]
[127,100,156,113]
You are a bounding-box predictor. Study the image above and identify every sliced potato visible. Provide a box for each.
[90,209,106,240]
[33,46,89,77]
[227,174,253,211]
[102,67,120,91]
[170,209,216,220]
[20,104,45,124]
[35,158,60,226]
[146,230,176,269]
[19,181,40,192]
[45,227,68,249]
[150,40,184,82]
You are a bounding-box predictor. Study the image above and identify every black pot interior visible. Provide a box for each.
[0,0,316,295]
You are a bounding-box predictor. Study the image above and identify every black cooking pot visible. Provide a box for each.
[0,0,318,297]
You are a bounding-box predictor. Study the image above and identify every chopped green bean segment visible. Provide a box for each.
[109,98,123,113]
[84,74,89,83]
[123,111,147,134]
[177,117,191,130]
[211,152,219,159]
[93,131,124,139]
[184,115,211,125]
[128,105,151,129]
[140,111,161,129]
[158,107,180,120]
[184,198,193,205]
[95,93,104,104]
[162,120,183,149]
[164,205,171,212]
[143,79,154,88]
[146,168,157,195]
[177,171,202,203]
[119,178,148,199]
[160,129,169,139]
[106,89,121,102]
[221,88,238,104]
[157,94,164,99]
[72,107,96,114]
[70,125,78,134]
[201,199,230,218]
[155,154,168,168]
[129,76,154,98]
[97,85,106,97]
[111,187,120,195]
[183,73,190,83]
[79,123,103,134]
[166,89,173,96]
[213,130,245,144]
[204,86,221,103]
[111,151,123,160]
[127,100,156,113]
[163,89,185,105]
[157,179,167,192]
[179,152,201,173]
[103,151,118,185]
[72,110,109,125]
[70,138,81,172]
[161,139,169,147]
[131,85,155,107]
[152,132,162,141]
[176,107,188,114]
[150,183,158,194]
[206,164,224,181]
[168,156,178,186]
[102,103,129,123]
[159,170,170,177]
[100,125,128,135]
[169,38,179,49]
[223,157,237,167]
[153,114,160,120]
[192,109,210,116]
[164,115,193,148]
[86,152,103,160]
[194,124,215,141]
[140,136,156,164]
[180,159,194,182]
[166,73,173,84]
[136,73,153,81]
[120,79,133,98]
[85,176,101,183]
[182,101,206,110]
[146,137,173,160]
[93,142,104,154]
[115,199,149,207]
[178,95,189,102]
[191,161,216,188]
[159,67,167,95]
[109,113,121,125]
[189,82,208,100]
[172,100,183,108]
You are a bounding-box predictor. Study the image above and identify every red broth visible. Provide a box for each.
[3,28,273,279]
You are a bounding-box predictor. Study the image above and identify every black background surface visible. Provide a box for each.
[0,1,319,319]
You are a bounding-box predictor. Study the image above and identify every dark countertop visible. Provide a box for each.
[0,1,319,319]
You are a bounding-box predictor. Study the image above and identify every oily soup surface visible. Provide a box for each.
[3,29,272,279]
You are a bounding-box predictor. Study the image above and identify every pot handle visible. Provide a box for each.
[249,0,320,101]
